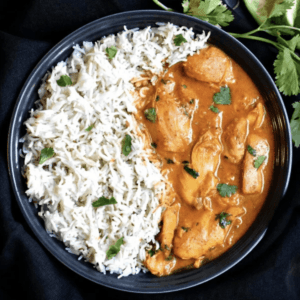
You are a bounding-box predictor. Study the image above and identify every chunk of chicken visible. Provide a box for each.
[155,97,190,152]
[173,207,244,260]
[243,134,269,194]
[159,203,181,257]
[183,46,234,84]
[144,251,176,277]
[178,122,222,209]
[222,118,249,164]
[247,103,265,129]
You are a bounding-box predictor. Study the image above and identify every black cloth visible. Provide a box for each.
[1,1,300,299]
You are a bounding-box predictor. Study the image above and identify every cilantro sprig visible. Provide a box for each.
[39,148,55,164]
[215,212,232,229]
[213,87,231,105]
[174,34,187,46]
[106,237,124,260]
[57,75,72,87]
[144,108,157,123]
[217,183,237,197]
[92,196,117,207]
[254,156,266,169]
[106,46,118,59]
[153,0,233,27]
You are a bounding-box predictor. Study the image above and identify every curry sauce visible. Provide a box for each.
[133,46,274,276]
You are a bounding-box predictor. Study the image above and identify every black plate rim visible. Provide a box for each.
[7,9,293,293]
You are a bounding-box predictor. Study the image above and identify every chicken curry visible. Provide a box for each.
[132,45,274,276]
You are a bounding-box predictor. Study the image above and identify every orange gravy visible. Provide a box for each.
[133,46,274,276]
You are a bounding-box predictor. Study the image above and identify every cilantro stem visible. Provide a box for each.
[229,33,282,50]
[229,33,300,62]
[234,25,300,37]
[152,0,173,11]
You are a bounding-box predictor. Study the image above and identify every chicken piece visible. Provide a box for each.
[178,124,222,209]
[155,97,190,152]
[173,210,227,259]
[173,206,245,260]
[159,203,181,257]
[247,103,265,129]
[222,118,249,164]
[183,46,234,84]
[144,251,176,277]
[243,134,269,194]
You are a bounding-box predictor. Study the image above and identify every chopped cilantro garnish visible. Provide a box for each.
[174,34,187,46]
[210,105,220,113]
[165,245,170,250]
[213,87,231,105]
[56,75,72,87]
[247,145,257,156]
[190,99,194,104]
[39,147,55,164]
[254,155,266,169]
[92,196,117,207]
[181,226,189,232]
[215,212,232,229]
[122,134,132,156]
[144,108,157,123]
[151,142,157,148]
[85,124,94,131]
[182,84,187,89]
[217,183,237,197]
[105,46,118,59]
[165,255,174,261]
[165,158,174,164]
[155,95,160,101]
[148,249,155,257]
[106,237,123,260]
[184,166,199,179]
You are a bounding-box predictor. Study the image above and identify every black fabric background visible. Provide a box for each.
[1,1,300,299]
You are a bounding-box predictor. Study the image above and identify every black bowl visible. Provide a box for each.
[7,10,292,293]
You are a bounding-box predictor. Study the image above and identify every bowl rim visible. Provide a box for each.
[7,9,293,293]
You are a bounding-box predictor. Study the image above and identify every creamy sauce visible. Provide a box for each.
[133,46,274,276]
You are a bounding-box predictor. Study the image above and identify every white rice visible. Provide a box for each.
[21,23,209,277]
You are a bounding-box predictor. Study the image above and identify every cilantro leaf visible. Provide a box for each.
[247,145,257,156]
[213,87,231,105]
[182,0,190,13]
[56,75,72,87]
[182,84,187,88]
[144,108,157,123]
[254,156,266,169]
[174,34,187,46]
[290,101,300,147]
[92,196,117,207]
[217,183,237,197]
[105,46,118,59]
[274,48,300,96]
[210,105,219,113]
[277,34,300,51]
[215,212,232,229]
[184,165,199,178]
[85,124,94,132]
[186,0,234,27]
[148,249,155,257]
[243,0,294,25]
[181,226,189,232]
[155,95,160,101]
[106,237,124,260]
[122,134,132,156]
[151,142,157,148]
[39,148,55,164]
